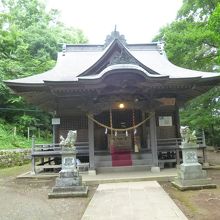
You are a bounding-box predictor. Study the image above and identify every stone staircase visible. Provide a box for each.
[94,152,153,172]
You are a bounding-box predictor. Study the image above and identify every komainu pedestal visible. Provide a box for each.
[172,143,216,191]
[48,131,88,198]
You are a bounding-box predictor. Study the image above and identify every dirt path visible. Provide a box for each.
[0,165,96,220]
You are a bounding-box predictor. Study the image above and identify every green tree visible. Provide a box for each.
[178,0,219,21]
[154,1,220,146]
[0,0,87,137]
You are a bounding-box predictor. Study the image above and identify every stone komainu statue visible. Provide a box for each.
[180,126,197,144]
[60,130,77,147]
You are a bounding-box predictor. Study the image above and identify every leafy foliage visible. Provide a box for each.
[177,0,219,21]
[0,0,87,147]
[0,118,51,149]
[154,0,220,146]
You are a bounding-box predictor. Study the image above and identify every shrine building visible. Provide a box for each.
[5,30,220,173]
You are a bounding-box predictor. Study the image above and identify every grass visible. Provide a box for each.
[161,171,220,219]
[170,189,198,213]
[0,163,31,178]
[160,182,199,215]
[0,122,52,149]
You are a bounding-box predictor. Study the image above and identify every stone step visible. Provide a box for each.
[95,159,153,167]
[133,159,153,165]
[94,155,111,161]
[95,160,112,167]
[95,153,152,162]
[132,153,152,160]
[96,165,151,173]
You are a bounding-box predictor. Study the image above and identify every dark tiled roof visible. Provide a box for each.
[5,39,220,85]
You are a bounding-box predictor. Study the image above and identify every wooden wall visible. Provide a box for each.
[155,109,179,139]
[57,107,180,147]
[94,110,142,151]
[58,115,88,142]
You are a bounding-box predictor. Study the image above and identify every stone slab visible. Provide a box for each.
[17,169,177,185]
[51,185,87,193]
[81,181,188,220]
[172,181,217,191]
[174,177,213,186]
[48,186,88,199]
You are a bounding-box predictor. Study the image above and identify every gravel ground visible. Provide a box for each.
[0,150,219,220]
[0,165,97,220]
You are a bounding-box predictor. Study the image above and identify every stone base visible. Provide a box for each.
[172,181,216,191]
[48,185,88,198]
[175,175,213,185]
[49,168,88,198]
[173,162,217,190]
[55,176,82,187]
[151,166,160,173]
[88,169,97,175]
[178,163,207,180]
[203,162,210,168]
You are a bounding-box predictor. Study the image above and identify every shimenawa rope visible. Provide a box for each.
[87,112,153,132]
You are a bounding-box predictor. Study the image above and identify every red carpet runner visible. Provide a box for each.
[111,146,132,166]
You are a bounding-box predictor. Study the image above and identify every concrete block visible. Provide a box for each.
[151,166,160,173]
[88,169,97,175]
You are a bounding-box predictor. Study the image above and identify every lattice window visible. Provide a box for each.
[58,115,88,142]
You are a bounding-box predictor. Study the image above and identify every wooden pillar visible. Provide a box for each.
[175,106,181,138]
[202,130,209,166]
[88,114,95,171]
[150,112,160,171]
[52,125,56,144]
[31,135,36,174]
[142,111,147,149]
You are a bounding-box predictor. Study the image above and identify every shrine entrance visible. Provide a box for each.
[92,107,151,166]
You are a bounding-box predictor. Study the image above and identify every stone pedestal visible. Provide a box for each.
[48,148,88,198]
[172,143,216,191]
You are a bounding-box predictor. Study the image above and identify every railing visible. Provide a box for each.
[157,136,205,149]
[157,136,207,167]
[32,141,89,156]
[31,139,89,173]
[31,135,207,173]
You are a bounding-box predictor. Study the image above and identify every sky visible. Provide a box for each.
[46,0,182,44]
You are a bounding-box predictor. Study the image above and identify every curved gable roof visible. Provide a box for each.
[78,39,161,78]
[4,37,220,86]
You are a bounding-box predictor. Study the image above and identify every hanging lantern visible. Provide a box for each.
[126,130,128,137]
[105,128,108,134]
[118,103,125,109]
[115,130,117,136]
